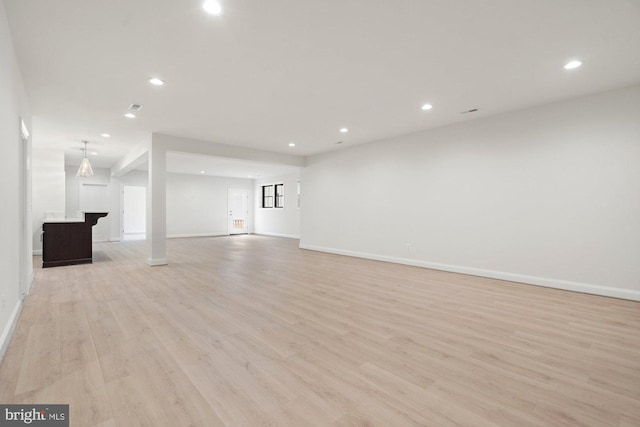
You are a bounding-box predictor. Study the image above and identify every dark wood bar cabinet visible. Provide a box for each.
[42,212,108,268]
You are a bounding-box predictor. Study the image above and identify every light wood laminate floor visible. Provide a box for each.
[1,235,639,426]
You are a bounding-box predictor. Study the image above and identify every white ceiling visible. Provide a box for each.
[5,0,640,170]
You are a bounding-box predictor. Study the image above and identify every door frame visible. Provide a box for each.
[228,188,249,235]
[19,118,32,299]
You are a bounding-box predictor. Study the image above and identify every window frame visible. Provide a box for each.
[275,183,284,208]
[261,184,274,208]
[260,182,284,209]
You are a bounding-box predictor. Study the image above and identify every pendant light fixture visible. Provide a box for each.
[76,140,94,177]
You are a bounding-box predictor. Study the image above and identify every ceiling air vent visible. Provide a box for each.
[129,104,143,111]
[460,108,478,114]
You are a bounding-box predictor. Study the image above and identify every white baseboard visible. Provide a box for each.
[299,244,640,301]
[110,238,121,242]
[0,299,23,364]
[255,232,300,239]
[23,271,34,299]
[167,232,228,239]
[148,257,168,266]
[32,249,42,256]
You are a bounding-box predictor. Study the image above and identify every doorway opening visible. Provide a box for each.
[122,185,146,241]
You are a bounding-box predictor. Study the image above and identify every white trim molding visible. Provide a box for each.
[147,257,168,266]
[167,232,228,239]
[299,244,640,302]
[0,300,23,364]
[22,272,35,299]
[32,249,42,256]
[256,232,300,239]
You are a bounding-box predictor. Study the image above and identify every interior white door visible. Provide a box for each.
[228,188,249,235]
[80,183,109,242]
[123,186,146,239]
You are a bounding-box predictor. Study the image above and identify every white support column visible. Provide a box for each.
[147,139,167,266]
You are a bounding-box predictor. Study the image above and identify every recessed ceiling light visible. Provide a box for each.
[203,0,223,15]
[124,113,136,119]
[248,175,253,178]
[90,151,98,156]
[100,133,111,138]
[288,143,296,147]
[148,77,165,86]
[564,60,582,70]
[421,103,433,111]
[200,170,206,174]
[340,128,349,133]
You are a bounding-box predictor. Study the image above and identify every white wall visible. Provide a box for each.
[65,166,114,218]
[65,166,120,241]
[117,170,148,187]
[166,173,254,238]
[123,186,146,233]
[301,85,640,301]
[113,134,305,264]
[65,168,150,242]
[32,149,65,253]
[0,1,31,358]
[64,168,255,242]
[255,173,301,239]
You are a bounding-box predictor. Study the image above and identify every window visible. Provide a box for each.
[262,185,274,208]
[275,184,284,208]
[262,183,284,208]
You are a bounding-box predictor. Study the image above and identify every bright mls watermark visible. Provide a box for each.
[0,405,68,426]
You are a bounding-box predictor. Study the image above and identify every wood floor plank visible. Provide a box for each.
[14,322,61,395]
[0,235,638,426]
